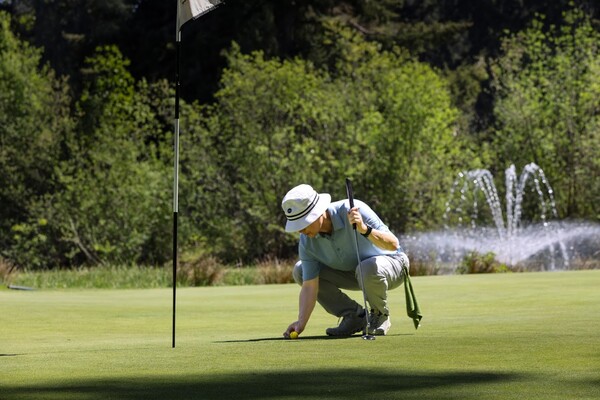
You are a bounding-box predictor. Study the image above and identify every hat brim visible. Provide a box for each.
[285,193,331,233]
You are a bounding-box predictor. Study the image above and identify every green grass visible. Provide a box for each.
[1,271,599,399]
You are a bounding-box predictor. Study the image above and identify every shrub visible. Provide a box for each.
[407,256,442,276]
[0,256,17,285]
[255,257,294,284]
[177,256,225,286]
[0,11,71,265]
[491,7,600,219]
[457,251,511,274]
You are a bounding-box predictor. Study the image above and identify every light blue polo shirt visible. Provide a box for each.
[299,199,403,281]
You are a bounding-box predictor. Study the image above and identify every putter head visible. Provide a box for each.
[362,334,376,340]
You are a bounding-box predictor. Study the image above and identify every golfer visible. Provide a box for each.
[281,184,409,338]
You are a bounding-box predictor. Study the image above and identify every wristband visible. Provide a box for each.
[361,225,372,238]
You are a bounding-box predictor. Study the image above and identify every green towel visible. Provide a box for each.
[403,267,422,329]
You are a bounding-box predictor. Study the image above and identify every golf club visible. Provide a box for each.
[345,178,376,341]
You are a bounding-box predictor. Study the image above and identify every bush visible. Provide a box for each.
[177,256,225,287]
[0,11,71,265]
[40,47,172,267]
[0,256,16,285]
[255,257,294,284]
[457,251,511,274]
[491,8,600,219]
[407,256,442,276]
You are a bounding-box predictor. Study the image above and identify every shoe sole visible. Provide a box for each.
[368,330,388,336]
[325,327,363,337]
[368,324,391,335]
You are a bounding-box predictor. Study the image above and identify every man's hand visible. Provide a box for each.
[347,206,368,234]
[282,278,318,339]
[283,321,303,338]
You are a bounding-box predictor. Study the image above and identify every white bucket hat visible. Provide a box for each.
[282,184,331,232]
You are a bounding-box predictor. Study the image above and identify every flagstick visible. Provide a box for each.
[172,43,180,348]
[172,4,183,350]
[172,0,223,349]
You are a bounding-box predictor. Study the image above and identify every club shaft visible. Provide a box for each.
[353,230,371,335]
[345,178,371,335]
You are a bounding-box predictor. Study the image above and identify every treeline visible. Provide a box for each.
[1,4,599,270]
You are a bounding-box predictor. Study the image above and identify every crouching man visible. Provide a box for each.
[281,184,410,338]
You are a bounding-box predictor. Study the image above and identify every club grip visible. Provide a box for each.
[345,178,356,230]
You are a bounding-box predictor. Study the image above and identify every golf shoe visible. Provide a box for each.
[368,310,391,335]
[326,310,366,336]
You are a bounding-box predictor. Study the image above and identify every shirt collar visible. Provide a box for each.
[328,204,346,232]
[315,204,345,238]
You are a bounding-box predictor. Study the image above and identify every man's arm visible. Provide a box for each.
[347,206,400,251]
[360,226,399,251]
[283,277,318,338]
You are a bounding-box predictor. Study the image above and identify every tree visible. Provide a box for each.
[9,0,133,91]
[321,21,467,232]
[0,11,71,267]
[491,8,600,219]
[47,45,172,266]
[180,42,360,262]
[179,24,466,263]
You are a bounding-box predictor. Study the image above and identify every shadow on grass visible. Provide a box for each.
[217,333,413,343]
[218,335,366,342]
[3,369,521,400]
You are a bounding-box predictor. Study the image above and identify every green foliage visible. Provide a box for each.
[44,46,173,266]
[363,61,461,230]
[2,4,600,271]
[8,218,54,270]
[180,25,465,263]
[0,11,71,265]
[444,59,493,165]
[321,22,469,231]
[181,42,362,262]
[491,8,600,219]
[0,24,179,269]
[0,45,175,269]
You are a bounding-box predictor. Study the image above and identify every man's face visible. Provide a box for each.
[299,215,322,238]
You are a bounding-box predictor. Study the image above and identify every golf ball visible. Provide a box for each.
[289,331,299,339]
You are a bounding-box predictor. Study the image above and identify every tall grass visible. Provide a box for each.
[2,259,296,289]
[3,265,171,289]
[3,252,596,290]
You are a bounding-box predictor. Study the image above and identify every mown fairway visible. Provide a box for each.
[1,271,599,400]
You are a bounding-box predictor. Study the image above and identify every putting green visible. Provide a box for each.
[1,271,599,399]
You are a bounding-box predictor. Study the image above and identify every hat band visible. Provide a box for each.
[287,193,319,221]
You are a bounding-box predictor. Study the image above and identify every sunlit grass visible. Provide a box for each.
[1,271,599,400]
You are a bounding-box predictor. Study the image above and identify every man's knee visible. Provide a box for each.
[358,257,379,278]
[357,255,404,287]
[293,260,303,285]
[357,258,383,290]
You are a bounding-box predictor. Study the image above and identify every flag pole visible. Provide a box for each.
[172,0,183,349]
[172,0,223,349]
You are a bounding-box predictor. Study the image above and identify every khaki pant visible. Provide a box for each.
[293,253,409,317]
